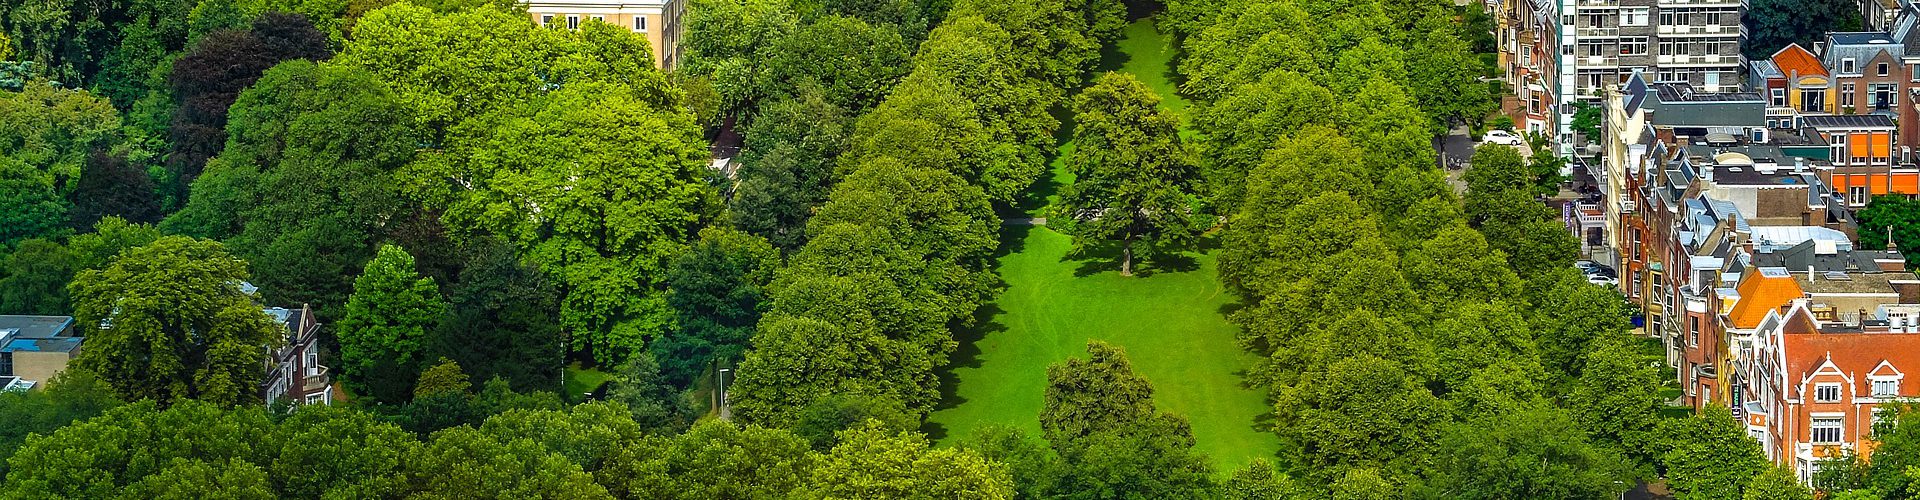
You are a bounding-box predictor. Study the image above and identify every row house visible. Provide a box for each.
[1741,294,1920,484]
[262,304,334,406]
[1494,0,1566,137]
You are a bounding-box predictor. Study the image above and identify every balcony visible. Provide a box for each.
[302,365,330,393]
[1576,26,1620,38]
[1618,199,1637,213]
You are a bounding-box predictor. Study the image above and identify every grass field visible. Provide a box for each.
[926,19,1280,472]
[563,363,613,401]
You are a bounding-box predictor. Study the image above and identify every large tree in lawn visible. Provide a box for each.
[1056,71,1202,276]
[67,236,283,406]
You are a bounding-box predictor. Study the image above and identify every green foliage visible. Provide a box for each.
[1425,405,1631,499]
[1570,102,1602,142]
[1656,406,1769,500]
[338,244,446,404]
[1743,0,1865,60]
[68,236,282,406]
[1856,195,1920,268]
[0,369,120,476]
[436,81,715,365]
[607,352,695,434]
[654,227,780,386]
[759,14,909,112]
[729,87,852,251]
[806,421,1015,499]
[412,357,470,399]
[164,59,415,314]
[431,238,565,392]
[790,393,915,451]
[165,13,332,199]
[1745,466,1814,500]
[1055,71,1203,276]
[0,82,122,247]
[0,238,72,314]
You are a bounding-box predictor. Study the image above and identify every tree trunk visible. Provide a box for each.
[1120,235,1134,277]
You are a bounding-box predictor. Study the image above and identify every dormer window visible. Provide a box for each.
[1874,378,1899,397]
[1844,58,1858,74]
[1817,383,1844,402]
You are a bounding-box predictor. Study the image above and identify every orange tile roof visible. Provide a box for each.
[1772,44,1828,79]
[1730,270,1807,329]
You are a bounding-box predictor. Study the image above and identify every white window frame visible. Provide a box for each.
[1772,88,1787,107]
[1812,416,1844,444]
[540,14,553,26]
[567,14,580,30]
[1874,378,1900,397]
[1880,62,1891,77]
[1844,58,1858,74]
[635,16,648,32]
[1621,7,1650,27]
[1816,383,1844,402]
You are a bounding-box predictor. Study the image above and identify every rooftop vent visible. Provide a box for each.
[1824,271,1852,281]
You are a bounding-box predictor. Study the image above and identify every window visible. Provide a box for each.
[1875,379,1900,397]
[1844,58,1858,74]
[1772,88,1787,106]
[540,14,553,26]
[1661,10,1675,25]
[1621,37,1648,56]
[1621,7,1650,26]
[635,16,647,32]
[1881,63,1891,76]
[1803,88,1827,112]
[1702,11,1719,25]
[1813,417,1844,444]
[0,351,10,377]
[1852,186,1870,206]
[566,14,580,30]
[1873,84,1895,110]
[590,14,604,23]
[1586,43,1605,57]
[1586,13,1606,28]
[1817,383,1844,402]
[1689,317,1700,346]
[1843,82,1857,108]
[1912,63,1919,82]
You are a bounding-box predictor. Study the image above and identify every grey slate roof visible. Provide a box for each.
[1800,114,1898,128]
[1824,32,1904,71]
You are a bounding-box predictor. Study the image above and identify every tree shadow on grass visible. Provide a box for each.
[925,302,1009,443]
[1067,241,1202,277]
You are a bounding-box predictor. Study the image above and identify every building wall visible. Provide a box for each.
[1832,51,1906,115]
[10,351,72,385]
[1789,76,1835,114]
[526,2,683,69]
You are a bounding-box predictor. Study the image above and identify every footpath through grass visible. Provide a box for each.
[927,19,1280,472]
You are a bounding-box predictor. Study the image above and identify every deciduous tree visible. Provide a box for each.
[1056,72,1202,276]
[68,236,282,406]
[338,244,447,404]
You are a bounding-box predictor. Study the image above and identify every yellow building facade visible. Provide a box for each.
[526,0,684,69]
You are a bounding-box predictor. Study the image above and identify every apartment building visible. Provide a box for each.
[1564,0,1744,109]
[527,0,685,69]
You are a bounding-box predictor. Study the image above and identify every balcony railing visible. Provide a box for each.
[1576,26,1620,38]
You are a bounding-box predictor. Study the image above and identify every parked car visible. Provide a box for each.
[1481,129,1524,146]
[1586,274,1619,286]
[1574,260,1599,273]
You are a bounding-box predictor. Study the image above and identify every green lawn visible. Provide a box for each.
[926,226,1279,471]
[563,363,613,401]
[927,21,1277,471]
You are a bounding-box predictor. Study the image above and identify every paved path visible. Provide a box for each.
[1002,218,1047,226]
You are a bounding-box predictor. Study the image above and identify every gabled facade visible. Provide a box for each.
[1741,299,1920,484]
[261,305,333,406]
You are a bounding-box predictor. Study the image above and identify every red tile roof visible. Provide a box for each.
[1772,44,1828,79]
[1785,330,1920,398]
[1730,271,1807,330]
